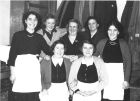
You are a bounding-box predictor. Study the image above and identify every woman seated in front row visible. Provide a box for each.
[40,40,72,101]
[68,40,108,101]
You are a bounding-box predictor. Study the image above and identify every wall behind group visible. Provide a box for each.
[0,0,10,45]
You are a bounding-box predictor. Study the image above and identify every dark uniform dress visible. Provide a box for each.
[73,62,101,101]
[102,39,124,100]
[7,30,52,101]
[44,60,69,101]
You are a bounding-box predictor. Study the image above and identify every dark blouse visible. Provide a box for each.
[51,61,66,83]
[60,33,83,55]
[7,30,52,66]
[43,29,53,40]
[102,39,123,63]
[77,63,98,83]
[81,30,106,47]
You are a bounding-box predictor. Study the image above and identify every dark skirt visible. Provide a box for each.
[13,92,40,101]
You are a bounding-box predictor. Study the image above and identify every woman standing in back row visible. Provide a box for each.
[7,11,52,101]
[37,14,66,59]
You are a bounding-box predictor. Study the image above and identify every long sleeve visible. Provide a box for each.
[68,58,81,92]
[94,39,107,57]
[120,39,131,82]
[41,59,51,90]
[7,33,18,66]
[41,37,53,56]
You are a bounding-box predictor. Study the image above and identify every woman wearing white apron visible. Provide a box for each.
[39,40,72,101]
[95,20,131,101]
[7,11,52,101]
[68,40,108,101]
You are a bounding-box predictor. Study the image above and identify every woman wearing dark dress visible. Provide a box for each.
[68,40,107,101]
[82,16,106,47]
[60,19,83,62]
[7,11,52,101]
[94,20,131,101]
[39,40,72,101]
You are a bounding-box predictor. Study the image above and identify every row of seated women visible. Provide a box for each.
[7,11,131,101]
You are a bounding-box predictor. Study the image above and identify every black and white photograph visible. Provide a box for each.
[0,0,140,101]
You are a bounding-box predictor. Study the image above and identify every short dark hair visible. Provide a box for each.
[51,40,66,53]
[22,11,42,31]
[84,16,99,31]
[66,19,82,32]
[107,19,124,38]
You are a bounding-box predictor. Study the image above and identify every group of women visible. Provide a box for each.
[7,11,131,101]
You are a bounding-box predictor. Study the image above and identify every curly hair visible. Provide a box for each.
[22,11,42,31]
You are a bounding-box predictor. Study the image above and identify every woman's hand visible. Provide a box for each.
[122,81,129,89]
[69,55,78,62]
[10,66,16,84]
[44,55,51,60]
[39,89,48,101]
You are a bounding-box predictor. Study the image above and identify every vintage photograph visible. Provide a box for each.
[0,0,140,101]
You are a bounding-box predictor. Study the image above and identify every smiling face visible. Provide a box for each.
[25,14,38,30]
[108,25,119,41]
[88,19,99,32]
[68,22,78,36]
[82,43,94,57]
[45,18,55,32]
[53,43,64,58]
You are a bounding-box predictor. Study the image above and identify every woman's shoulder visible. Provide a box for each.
[93,56,103,62]
[63,57,71,63]
[99,38,108,43]
[96,38,108,47]
[55,27,67,33]
[36,29,43,35]
[119,38,129,46]
[13,30,26,38]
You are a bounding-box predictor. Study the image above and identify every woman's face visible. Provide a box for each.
[88,19,98,32]
[82,43,94,57]
[25,14,38,30]
[45,18,55,32]
[108,25,119,41]
[68,22,78,36]
[53,43,64,58]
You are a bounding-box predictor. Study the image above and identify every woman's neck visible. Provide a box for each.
[45,28,52,34]
[52,55,63,59]
[26,28,34,34]
[90,29,97,37]
[110,37,117,41]
[84,56,93,61]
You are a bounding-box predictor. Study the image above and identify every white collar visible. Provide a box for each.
[52,56,63,66]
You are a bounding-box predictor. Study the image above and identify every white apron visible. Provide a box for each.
[12,54,41,92]
[103,63,124,100]
[39,82,69,101]
[73,81,101,101]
